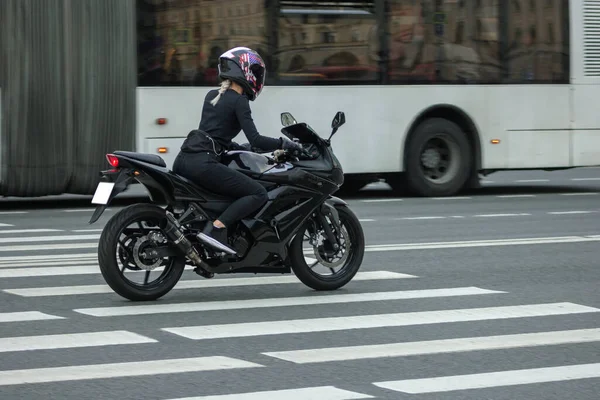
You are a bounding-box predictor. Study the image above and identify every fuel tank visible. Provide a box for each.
[222,151,276,174]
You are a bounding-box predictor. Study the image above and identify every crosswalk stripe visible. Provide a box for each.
[2,234,600,255]
[3,271,415,297]
[161,302,600,341]
[360,236,600,252]
[0,253,96,262]
[0,229,63,234]
[166,386,374,400]
[0,234,100,244]
[0,260,98,268]
[0,330,157,352]
[262,328,600,364]
[0,311,65,323]
[0,243,98,252]
[0,265,100,278]
[372,363,600,394]
[74,287,503,317]
[0,356,263,386]
[0,265,164,278]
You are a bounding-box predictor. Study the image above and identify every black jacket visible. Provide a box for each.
[180,89,281,154]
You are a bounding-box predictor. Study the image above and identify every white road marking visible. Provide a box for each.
[516,179,549,182]
[74,287,501,317]
[0,211,28,215]
[0,234,99,244]
[360,235,600,253]
[0,330,157,353]
[166,386,374,400]
[162,303,599,341]
[431,197,471,200]
[263,328,600,364]
[373,363,600,394]
[0,311,65,323]
[473,213,531,217]
[548,211,595,215]
[571,177,600,181]
[0,265,163,278]
[0,260,98,268]
[0,356,262,386]
[3,271,415,297]
[496,194,536,198]
[395,216,446,220]
[0,229,63,234]
[0,223,14,227]
[360,198,403,203]
[559,192,598,196]
[0,253,96,262]
[0,243,98,252]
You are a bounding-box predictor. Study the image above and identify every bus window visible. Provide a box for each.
[136,0,269,87]
[275,1,379,85]
[504,0,569,83]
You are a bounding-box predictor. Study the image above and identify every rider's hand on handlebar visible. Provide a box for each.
[280,137,303,154]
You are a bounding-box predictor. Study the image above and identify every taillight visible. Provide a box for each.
[106,154,119,168]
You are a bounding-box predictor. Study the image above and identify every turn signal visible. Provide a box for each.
[157,147,168,153]
[106,154,119,167]
[156,118,167,125]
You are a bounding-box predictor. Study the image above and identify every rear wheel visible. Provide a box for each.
[403,117,472,197]
[289,205,365,291]
[98,203,186,301]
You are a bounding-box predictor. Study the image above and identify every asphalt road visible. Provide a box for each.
[0,169,598,399]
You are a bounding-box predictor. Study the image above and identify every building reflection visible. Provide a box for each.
[136,0,569,86]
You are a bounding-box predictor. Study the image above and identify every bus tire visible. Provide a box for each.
[404,117,472,197]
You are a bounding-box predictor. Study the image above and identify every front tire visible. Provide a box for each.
[289,205,365,291]
[98,203,186,301]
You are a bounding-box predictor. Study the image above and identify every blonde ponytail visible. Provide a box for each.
[210,79,231,106]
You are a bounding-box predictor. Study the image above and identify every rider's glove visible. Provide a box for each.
[280,137,303,154]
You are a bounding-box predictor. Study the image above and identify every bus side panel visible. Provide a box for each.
[484,85,572,170]
[572,83,600,167]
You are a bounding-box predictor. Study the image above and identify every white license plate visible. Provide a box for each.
[91,182,115,205]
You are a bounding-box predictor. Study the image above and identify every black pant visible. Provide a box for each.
[172,151,268,227]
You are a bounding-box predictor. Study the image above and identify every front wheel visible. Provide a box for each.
[98,203,186,301]
[289,205,365,291]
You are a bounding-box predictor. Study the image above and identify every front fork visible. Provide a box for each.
[316,202,343,250]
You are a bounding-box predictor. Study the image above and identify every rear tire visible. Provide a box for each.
[98,203,186,301]
[289,205,365,291]
[404,117,472,197]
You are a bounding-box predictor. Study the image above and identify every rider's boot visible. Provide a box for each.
[197,223,237,255]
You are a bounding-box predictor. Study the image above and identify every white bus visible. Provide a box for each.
[135,0,600,197]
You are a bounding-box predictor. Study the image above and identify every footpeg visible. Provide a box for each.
[196,232,237,255]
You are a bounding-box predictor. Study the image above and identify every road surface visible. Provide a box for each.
[0,169,598,399]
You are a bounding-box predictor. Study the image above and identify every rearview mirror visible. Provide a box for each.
[331,111,345,129]
[281,112,297,127]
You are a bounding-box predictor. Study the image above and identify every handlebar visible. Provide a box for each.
[273,147,312,163]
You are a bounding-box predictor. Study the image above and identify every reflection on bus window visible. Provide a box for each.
[276,3,379,85]
[135,0,569,87]
[385,0,568,84]
[136,0,268,87]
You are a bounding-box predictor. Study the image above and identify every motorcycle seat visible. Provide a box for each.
[113,151,166,168]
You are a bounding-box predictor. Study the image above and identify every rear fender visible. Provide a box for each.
[89,169,135,224]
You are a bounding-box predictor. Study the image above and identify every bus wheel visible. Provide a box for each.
[404,118,472,197]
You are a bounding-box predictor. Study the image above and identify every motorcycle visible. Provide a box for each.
[88,111,365,301]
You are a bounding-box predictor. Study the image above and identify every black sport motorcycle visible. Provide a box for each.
[89,111,365,301]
